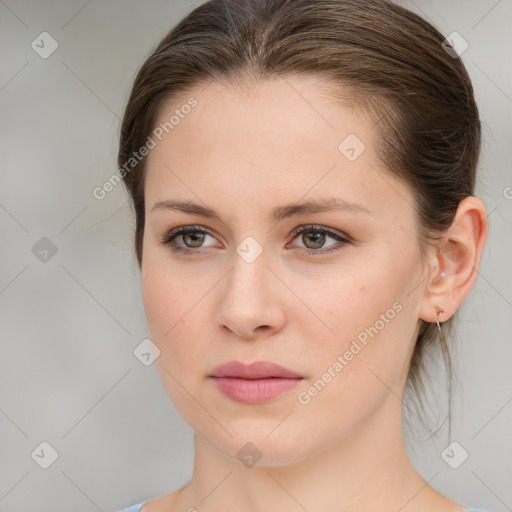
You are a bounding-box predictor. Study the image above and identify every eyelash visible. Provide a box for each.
[159,224,351,256]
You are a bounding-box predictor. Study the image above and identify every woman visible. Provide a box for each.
[116,0,489,510]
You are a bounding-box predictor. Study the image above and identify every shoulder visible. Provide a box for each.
[138,490,181,512]
[115,489,181,512]
[115,494,170,512]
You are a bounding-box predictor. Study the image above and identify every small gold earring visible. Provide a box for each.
[434,304,444,335]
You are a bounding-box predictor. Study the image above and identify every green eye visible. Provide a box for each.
[160,225,215,255]
[160,224,351,256]
[289,225,351,254]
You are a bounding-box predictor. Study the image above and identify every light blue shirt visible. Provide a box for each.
[116,501,148,512]
[116,500,488,512]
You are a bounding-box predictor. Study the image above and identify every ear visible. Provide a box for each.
[418,196,488,324]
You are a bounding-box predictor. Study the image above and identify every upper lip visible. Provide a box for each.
[210,360,303,379]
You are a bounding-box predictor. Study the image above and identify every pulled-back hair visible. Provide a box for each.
[118,0,481,433]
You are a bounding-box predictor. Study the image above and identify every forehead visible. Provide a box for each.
[144,77,412,223]
[150,76,372,165]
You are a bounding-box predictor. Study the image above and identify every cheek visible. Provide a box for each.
[294,258,417,383]
[141,265,210,374]
[289,263,394,339]
[142,271,206,419]
[141,272,174,341]
[294,292,413,440]
[141,242,193,340]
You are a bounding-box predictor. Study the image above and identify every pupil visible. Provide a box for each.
[304,232,324,249]
[185,232,204,247]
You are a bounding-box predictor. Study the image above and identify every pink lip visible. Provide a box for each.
[210,360,303,379]
[209,360,304,404]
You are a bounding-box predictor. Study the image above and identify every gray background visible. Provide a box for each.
[0,1,510,511]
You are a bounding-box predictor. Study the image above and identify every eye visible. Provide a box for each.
[159,224,351,256]
[288,225,351,255]
[159,225,220,255]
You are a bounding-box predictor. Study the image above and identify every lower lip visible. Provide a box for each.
[210,376,302,404]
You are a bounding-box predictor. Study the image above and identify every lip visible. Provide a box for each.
[209,360,304,404]
[210,360,303,379]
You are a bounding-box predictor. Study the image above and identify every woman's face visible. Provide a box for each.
[141,77,430,465]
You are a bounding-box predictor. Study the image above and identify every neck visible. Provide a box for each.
[174,395,447,512]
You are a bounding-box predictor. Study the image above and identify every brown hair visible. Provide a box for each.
[118,0,481,433]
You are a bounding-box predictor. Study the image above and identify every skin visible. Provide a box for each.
[139,76,488,512]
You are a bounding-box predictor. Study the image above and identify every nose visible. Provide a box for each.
[215,249,286,340]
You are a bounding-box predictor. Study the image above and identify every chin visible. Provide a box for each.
[198,422,324,468]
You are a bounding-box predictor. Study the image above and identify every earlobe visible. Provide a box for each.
[434,304,445,333]
[419,196,488,324]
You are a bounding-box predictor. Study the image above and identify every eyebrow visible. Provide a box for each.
[150,197,371,223]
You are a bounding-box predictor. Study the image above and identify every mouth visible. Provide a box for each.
[209,360,304,404]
